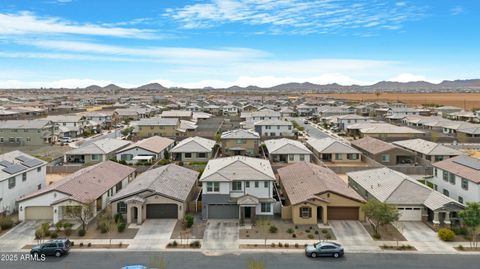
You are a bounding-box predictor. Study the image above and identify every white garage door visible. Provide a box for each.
[25,206,53,220]
[398,207,422,221]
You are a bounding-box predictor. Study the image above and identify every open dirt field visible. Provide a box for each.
[307,92,480,110]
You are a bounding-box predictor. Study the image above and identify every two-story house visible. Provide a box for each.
[264,138,312,163]
[254,119,294,138]
[45,115,88,138]
[200,156,276,223]
[0,120,58,145]
[220,129,260,157]
[170,136,216,163]
[135,117,180,138]
[431,155,480,204]
[84,111,113,129]
[0,151,47,214]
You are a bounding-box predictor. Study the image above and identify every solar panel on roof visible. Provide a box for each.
[453,156,480,170]
[2,164,28,174]
[15,155,31,162]
[22,158,43,168]
[0,160,13,167]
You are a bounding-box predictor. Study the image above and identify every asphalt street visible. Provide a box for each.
[291,117,330,139]
[2,252,479,269]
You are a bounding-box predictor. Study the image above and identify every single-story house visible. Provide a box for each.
[116,136,175,164]
[347,167,464,226]
[306,137,361,163]
[264,138,312,163]
[279,162,365,225]
[110,164,199,224]
[392,139,465,163]
[351,136,416,165]
[64,138,131,164]
[18,161,136,224]
[171,136,216,163]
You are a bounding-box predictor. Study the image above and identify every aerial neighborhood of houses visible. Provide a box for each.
[1,88,480,255]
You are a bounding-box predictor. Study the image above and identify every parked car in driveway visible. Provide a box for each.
[30,239,71,257]
[305,241,344,258]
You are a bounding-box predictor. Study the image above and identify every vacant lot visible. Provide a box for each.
[309,92,480,110]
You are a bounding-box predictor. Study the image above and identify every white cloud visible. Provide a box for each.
[165,0,426,34]
[0,11,156,39]
[388,73,440,83]
[450,6,464,16]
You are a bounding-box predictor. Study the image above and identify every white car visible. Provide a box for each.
[61,137,73,143]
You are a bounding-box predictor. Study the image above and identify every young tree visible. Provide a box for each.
[256,218,271,246]
[98,208,116,248]
[361,199,400,238]
[163,150,170,160]
[65,201,94,232]
[459,202,480,249]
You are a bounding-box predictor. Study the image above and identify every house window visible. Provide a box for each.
[91,154,100,161]
[458,196,464,204]
[261,203,271,213]
[115,182,122,192]
[255,181,259,188]
[300,207,312,218]
[8,177,15,189]
[121,154,133,161]
[37,167,41,172]
[207,182,220,192]
[197,152,207,158]
[117,202,127,214]
[289,155,294,161]
[449,173,456,185]
[434,168,437,177]
[442,171,448,181]
[335,153,342,160]
[236,139,245,144]
[37,184,41,190]
[0,137,3,143]
[185,153,192,158]
[245,181,250,188]
[288,126,292,130]
[443,189,449,197]
[264,181,269,188]
[347,153,359,160]
[381,154,390,162]
[232,181,242,191]
[300,155,305,161]
[461,178,469,190]
[22,172,27,182]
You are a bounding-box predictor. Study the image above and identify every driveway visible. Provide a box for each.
[399,221,455,253]
[128,219,177,250]
[202,220,239,251]
[328,221,378,252]
[0,221,40,252]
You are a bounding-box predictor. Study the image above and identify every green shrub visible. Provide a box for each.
[305,229,310,233]
[0,216,14,230]
[118,160,128,165]
[78,229,86,237]
[79,242,84,247]
[117,221,126,233]
[55,222,63,232]
[458,244,464,250]
[271,243,275,248]
[438,228,455,241]
[292,233,296,238]
[372,233,381,239]
[189,241,201,248]
[295,243,299,248]
[114,213,124,224]
[307,234,314,239]
[269,225,278,233]
[325,234,332,240]
[184,214,194,229]
[452,227,468,236]
[172,240,178,247]
[284,243,289,248]
[321,229,328,234]
[63,223,73,229]
[158,159,171,165]
[50,232,58,239]
[87,243,91,247]
[286,228,294,234]
[278,242,283,247]
[314,230,319,235]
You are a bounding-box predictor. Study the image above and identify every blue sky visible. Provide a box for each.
[0,0,479,88]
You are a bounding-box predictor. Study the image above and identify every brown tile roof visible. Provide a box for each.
[351,136,398,155]
[19,161,136,204]
[278,162,365,206]
[433,156,480,184]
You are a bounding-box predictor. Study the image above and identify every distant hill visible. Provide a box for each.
[136,83,168,91]
[102,84,122,91]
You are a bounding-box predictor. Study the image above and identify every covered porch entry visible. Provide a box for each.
[237,195,258,225]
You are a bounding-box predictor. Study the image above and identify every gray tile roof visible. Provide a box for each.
[66,138,131,155]
[307,137,360,154]
[264,138,312,155]
[111,164,198,202]
[221,129,260,139]
[171,136,215,153]
[200,156,275,182]
[0,119,52,129]
[392,139,464,156]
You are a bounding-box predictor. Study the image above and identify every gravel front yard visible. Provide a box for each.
[240,219,335,240]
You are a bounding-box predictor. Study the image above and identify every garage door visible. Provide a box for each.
[208,204,239,219]
[398,207,422,221]
[328,206,359,220]
[25,206,53,220]
[146,204,178,219]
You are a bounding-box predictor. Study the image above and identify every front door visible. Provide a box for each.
[245,207,251,219]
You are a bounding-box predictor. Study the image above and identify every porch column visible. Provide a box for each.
[322,206,328,225]
[239,207,245,225]
[126,205,132,224]
[433,211,440,226]
[444,212,451,225]
[136,206,142,225]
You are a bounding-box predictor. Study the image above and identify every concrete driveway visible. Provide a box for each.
[329,221,378,252]
[0,221,41,252]
[399,221,455,253]
[202,220,239,251]
[128,219,177,250]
